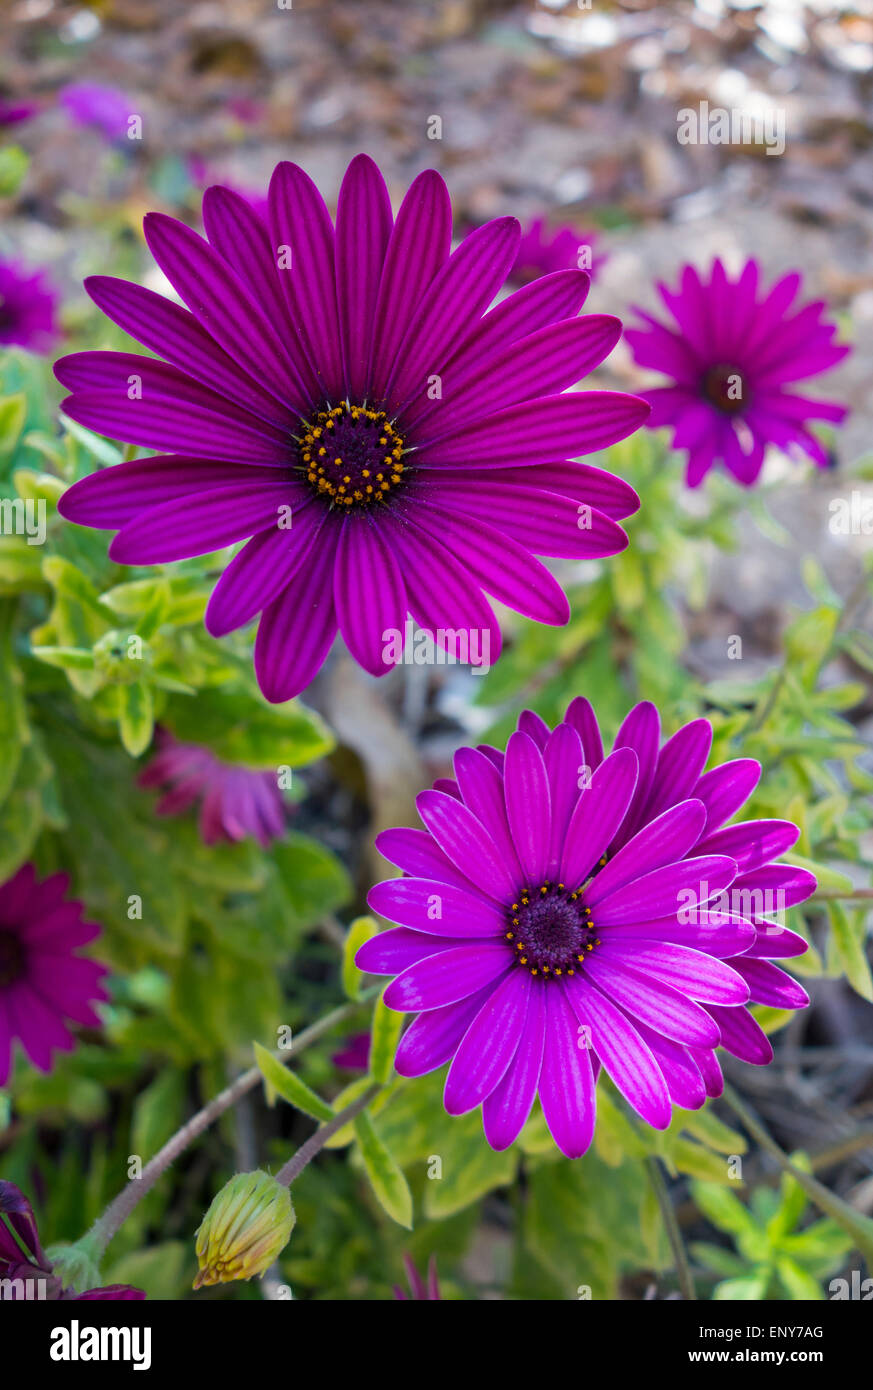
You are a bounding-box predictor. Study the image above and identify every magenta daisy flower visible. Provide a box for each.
[55,155,648,701]
[59,82,133,143]
[331,1031,371,1072]
[357,699,813,1158]
[138,728,286,847]
[0,864,108,1087]
[510,216,600,286]
[0,96,39,127]
[625,260,850,486]
[0,1182,144,1300]
[0,259,60,353]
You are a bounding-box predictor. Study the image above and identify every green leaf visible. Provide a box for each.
[253,1041,333,1122]
[369,994,403,1084]
[118,681,154,756]
[342,916,378,1000]
[131,1068,186,1159]
[423,1109,517,1219]
[0,393,27,458]
[828,902,873,1001]
[713,1272,771,1300]
[354,1110,413,1228]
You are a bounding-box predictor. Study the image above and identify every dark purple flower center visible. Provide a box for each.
[505,882,601,978]
[298,403,407,509]
[0,929,25,987]
[702,363,747,415]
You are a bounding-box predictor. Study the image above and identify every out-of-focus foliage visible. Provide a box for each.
[692,1160,854,1300]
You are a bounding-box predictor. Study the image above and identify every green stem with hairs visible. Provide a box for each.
[88,987,379,1257]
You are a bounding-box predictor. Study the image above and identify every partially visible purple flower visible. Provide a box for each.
[510,216,600,287]
[138,728,287,847]
[59,83,134,143]
[56,154,648,702]
[358,698,813,1159]
[394,1253,440,1300]
[0,259,60,353]
[0,97,39,127]
[0,865,108,1087]
[0,1182,144,1300]
[332,1031,370,1072]
[187,156,268,220]
[626,260,850,487]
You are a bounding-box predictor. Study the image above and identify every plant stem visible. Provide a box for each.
[721,1082,873,1262]
[276,1083,381,1187]
[645,1155,697,1301]
[89,988,378,1257]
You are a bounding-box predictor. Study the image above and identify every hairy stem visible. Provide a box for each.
[89,989,378,1257]
[276,1083,381,1187]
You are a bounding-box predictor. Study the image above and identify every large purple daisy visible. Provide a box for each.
[138,728,287,847]
[55,155,648,702]
[0,259,60,354]
[625,260,850,486]
[0,864,108,1087]
[0,1182,143,1300]
[357,699,813,1158]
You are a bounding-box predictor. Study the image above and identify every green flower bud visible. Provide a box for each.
[193,1171,295,1289]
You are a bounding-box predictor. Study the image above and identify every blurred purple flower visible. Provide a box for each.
[138,728,287,847]
[59,83,133,143]
[510,216,600,286]
[394,1253,441,1300]
[0,865,107,1087]
[0,259,60,353]
[358,698,813,1159]
[0,97,39,127]
[0,1182,144,1300]
[187,156,269,221]
[626,260,850,486]
[331,1031,370,1072]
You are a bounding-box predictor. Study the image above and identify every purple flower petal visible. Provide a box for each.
[538,989,596,1158]
[367,878,505,937]
[383,942,511,1012]
[559,747,638,888]
[444,969,531,1114]
[566,974,671,1128]
[482,979,547,1149]
[504,732,551,884]
[415,789,517,902]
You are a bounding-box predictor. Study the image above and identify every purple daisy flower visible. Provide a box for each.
[55,155,648,702]
[625,260,850,487]
[59,82,134,143]
[0,259,60,353]
[0,864,108,1087]
[138,728,286,847]
[331,1030,371,1072]
[357,698,813,1159]
[0,1182,144,1300]
[187,156,269,220]
[510,216,600,287]
[393,1253,441,1301]
[0,97,39,127]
